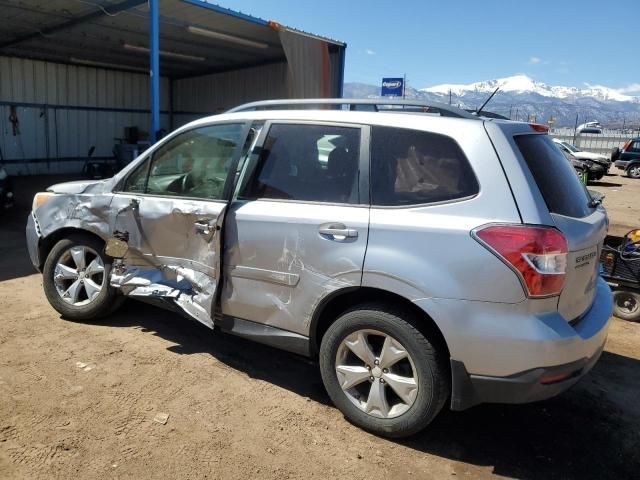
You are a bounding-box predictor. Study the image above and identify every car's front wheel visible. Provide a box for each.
[319,304,449,438]
[42,234,123,320]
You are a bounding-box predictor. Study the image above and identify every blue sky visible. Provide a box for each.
[214,0,639,93]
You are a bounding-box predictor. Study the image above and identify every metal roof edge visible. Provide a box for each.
[182,1,346,47]
[180,0,269,26]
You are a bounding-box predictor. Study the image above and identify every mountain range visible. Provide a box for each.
[344,75,640,128]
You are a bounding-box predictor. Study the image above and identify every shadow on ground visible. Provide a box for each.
[589,180,623,188]
[73,301,640,480]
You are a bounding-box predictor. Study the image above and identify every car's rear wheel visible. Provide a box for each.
[319,304,449,438]
[42,234,123,320]
[612,289,640,322]
[627,165,640,179]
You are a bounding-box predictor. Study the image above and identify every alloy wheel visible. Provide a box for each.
[53,246,105,306]
[335,329,418,419]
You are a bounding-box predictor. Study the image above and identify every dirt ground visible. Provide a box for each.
[1,172,639,480]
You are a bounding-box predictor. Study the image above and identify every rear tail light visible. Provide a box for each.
[529,123,549,133]
[473,225,568,297]
[622,140,632,152]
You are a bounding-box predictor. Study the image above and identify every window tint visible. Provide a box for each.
[515,134,592,218]
[122,124,245,200]
[629,141,640,152]
[241,124,360,204]
[122,156,150,193]
[370,126,479,206]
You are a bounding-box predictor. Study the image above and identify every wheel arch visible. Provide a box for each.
[626,161,640,176]
[38,227,106,270]
[309,286,451,361]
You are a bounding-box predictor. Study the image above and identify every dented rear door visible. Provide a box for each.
[109,122,252,327]
[221,121,370,336]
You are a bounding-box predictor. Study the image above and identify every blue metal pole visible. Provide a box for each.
[149,0,160,143]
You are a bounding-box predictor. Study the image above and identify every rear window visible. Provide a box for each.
[515,134,592,218]
[370,126,479,206]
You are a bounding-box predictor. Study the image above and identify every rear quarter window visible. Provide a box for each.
[370,126,479,206]
[515,134,592,218]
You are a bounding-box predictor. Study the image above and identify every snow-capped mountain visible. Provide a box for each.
[421,75,638,103]
[344,75,640,128]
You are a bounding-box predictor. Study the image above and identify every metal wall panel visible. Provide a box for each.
[0,56,169,109]
[172,61,290,114]
[0,56,172,174]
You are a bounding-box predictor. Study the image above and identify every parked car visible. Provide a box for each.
[560,149,590,184]
[0,165,14,210]
[552,138,610,179]
[26,99,612,438]
[576,121,603,134]
[612,138,640,178]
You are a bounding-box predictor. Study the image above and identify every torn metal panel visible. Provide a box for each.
[110,264,216,328]
[35,181,115,242]
[34,176,224,329]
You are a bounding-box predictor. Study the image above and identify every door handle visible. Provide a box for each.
[318,223,358,240]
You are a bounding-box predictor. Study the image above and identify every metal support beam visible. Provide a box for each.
[0,0,147,49]
[149,0,161,144]
[338,47,346,98]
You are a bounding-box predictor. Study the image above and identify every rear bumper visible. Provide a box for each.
[615,160,629,170]
[414,277,613,410]
[26,212,42,271]
[450,344,603,410]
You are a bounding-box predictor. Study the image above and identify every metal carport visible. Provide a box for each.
[0,0,346,174]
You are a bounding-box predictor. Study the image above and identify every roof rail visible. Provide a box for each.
[226,98,478,119]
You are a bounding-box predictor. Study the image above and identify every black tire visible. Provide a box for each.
[627,164,640,179]
[319,304,449,438]
[612,289,640,322]
[42,234,124,320]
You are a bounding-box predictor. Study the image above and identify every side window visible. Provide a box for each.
[630,141,640,153]
[122,156,150,193]
[122,123,245,200]
[370,126,479,206]
[241,124,360,204]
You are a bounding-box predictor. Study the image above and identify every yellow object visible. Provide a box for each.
[32,192,55,212]
[628,229,640,243]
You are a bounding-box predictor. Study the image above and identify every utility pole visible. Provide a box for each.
[403,73,406,99]
[449,89,452,105]
[573,113,579,144]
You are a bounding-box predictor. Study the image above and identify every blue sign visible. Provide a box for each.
[381,77,404,97]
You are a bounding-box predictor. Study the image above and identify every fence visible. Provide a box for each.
[549,127,639,156]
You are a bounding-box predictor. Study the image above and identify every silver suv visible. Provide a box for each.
[26,99,613,438]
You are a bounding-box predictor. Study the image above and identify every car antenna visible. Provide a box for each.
[476,87,500,116]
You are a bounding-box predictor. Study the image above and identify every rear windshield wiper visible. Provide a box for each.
[587,189,604,208]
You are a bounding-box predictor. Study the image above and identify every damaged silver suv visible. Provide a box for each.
[26,99,613,438]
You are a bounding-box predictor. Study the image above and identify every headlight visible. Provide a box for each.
[32,192,55,211]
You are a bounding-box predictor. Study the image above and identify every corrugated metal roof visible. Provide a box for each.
[0,0,344,78]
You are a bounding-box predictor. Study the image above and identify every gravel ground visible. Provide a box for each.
[1,172,639,479]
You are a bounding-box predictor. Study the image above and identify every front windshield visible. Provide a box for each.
[562,142,580,153]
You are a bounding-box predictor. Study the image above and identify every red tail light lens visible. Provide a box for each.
[622,140,632,152]
[474,225,568,297]
[529,123,549,133]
